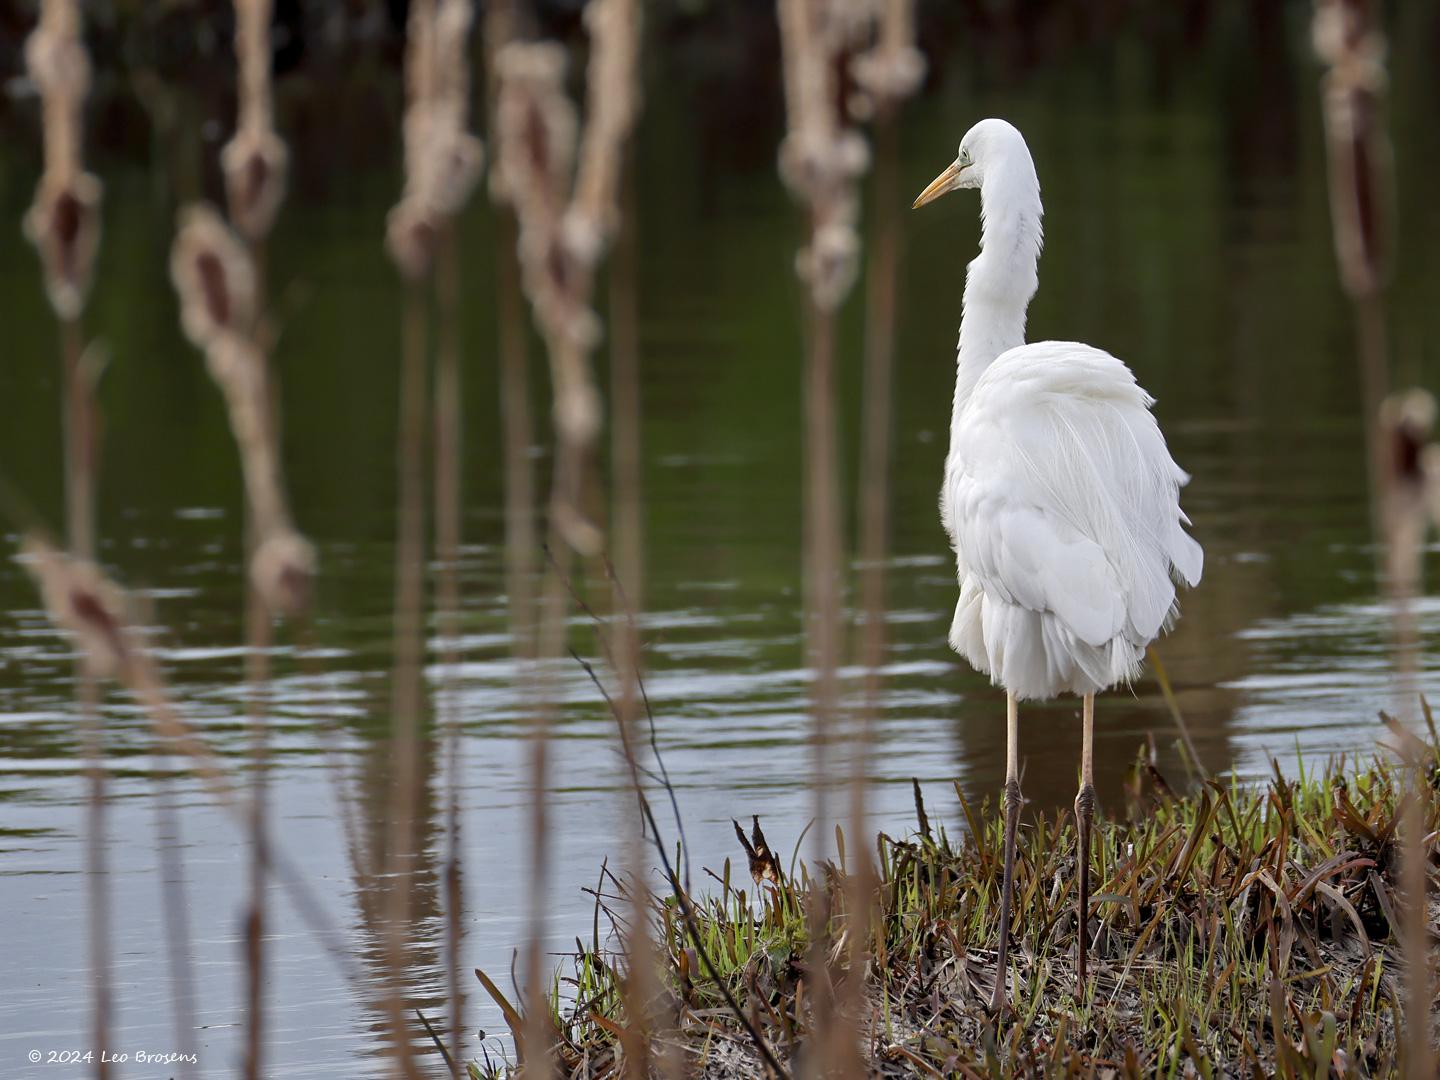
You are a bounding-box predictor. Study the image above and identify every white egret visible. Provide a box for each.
[913,119,1203,1012]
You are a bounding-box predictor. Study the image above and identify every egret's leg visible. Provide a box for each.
[1075,692,1097,997]
[988,691,1021,1014]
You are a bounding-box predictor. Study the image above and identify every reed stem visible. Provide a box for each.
[434,221,466,1079]
[382,277,430,1080]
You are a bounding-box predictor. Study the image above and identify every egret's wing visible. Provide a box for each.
[948,342,1202,651]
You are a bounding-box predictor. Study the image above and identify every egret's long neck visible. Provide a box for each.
[951,164,1043,421]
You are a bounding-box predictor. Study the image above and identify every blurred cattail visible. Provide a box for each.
[1313,6,1430,1078]
[24,7,112,1076]
[1377,388,1436,1080]
[848,1,925,120]
[24,537,129,679]
[776,2,892,1075]
[566,0,642,265]
[382,3,485,1075]
[223,0,288,242]
[493,4,641,554]
[846,2,923,1070]
[1312,0,1390,299]
[172,205,257,348]
[493,44,588,349]
[250,527,316,616]
[776,0,870,311]
[387,0,484,280]
[24,0,102,321]
[494,4,643,1073]
[20,536,236,799]
[170,205,315,616]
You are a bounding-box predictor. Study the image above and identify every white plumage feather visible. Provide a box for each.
[944,342,1202,699]
[930,118,1202,701]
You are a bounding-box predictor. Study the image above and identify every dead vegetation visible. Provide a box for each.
[478,725,1440,1078]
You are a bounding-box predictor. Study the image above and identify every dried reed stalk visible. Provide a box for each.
[483,1,540,670]
[1378,391,1436,1080]
[221,5,293,1074]
[151,750,199,1072]
[224,0,287,246]
[494,75,584,1042]
[777,0,875,1072]
[170,208,315,616]
[844,0,923,1054]
[23,6,109,1075]
[171,196,314,1079]
[434,224,468,1080]
[426,5,482,1072]
[382,12,437,1074]
[383,3,485,1074]
[1312,4,1431,1076]
[491,4,643,1071]
[608,146,681,1080]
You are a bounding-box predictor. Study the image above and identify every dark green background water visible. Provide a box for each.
[3,6,1440,1076]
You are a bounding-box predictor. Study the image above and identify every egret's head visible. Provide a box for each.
[913,118,1030,208]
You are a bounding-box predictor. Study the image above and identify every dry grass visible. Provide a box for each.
[478,727,1440,1078]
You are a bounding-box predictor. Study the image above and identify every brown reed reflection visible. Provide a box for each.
[1312,3,1432,1076]
[23,4,110,1075]
[383,0,484,1074]
[491,3,643,1071]
[775,0,878,1072]
[845,0,924,1063]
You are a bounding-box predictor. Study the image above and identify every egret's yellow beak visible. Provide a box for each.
[912,160,968,209]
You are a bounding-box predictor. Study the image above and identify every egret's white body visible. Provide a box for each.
[913,117,1202,1010]
[931,119,1202,701]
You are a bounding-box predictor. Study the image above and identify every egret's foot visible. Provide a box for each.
[986,970,1009,1016]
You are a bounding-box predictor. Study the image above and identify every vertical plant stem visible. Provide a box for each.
[609,146,674,1080]
[493,4,643,1063]
[498,210,537,664]
[384,280,429,1080]
[62,316,109,1080]
[153,747,199,1075]
[434,222,466,1078]
[1380,390,1432,1080]
[802,276,843,1069]
[521,471,576,1079]
[61,319,96,561]
[1312,4,1431,1074]
[844,100,902,1040]
[241,235,271,1080]
[243,574,271,1080]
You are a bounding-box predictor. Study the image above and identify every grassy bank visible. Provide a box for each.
[474,733,1440,1078]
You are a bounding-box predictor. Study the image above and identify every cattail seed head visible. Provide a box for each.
[800,219,862,312]
[387,0,483,279]
[21,536,129,679]
[24,171,102,321]
[250,528,316,616]
[1312,0,1391,297]
[222,126,289,242]
[494,43,576,220]
[1381,389,1436,496]
[385,197,439,282]
[171,205,257,350]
